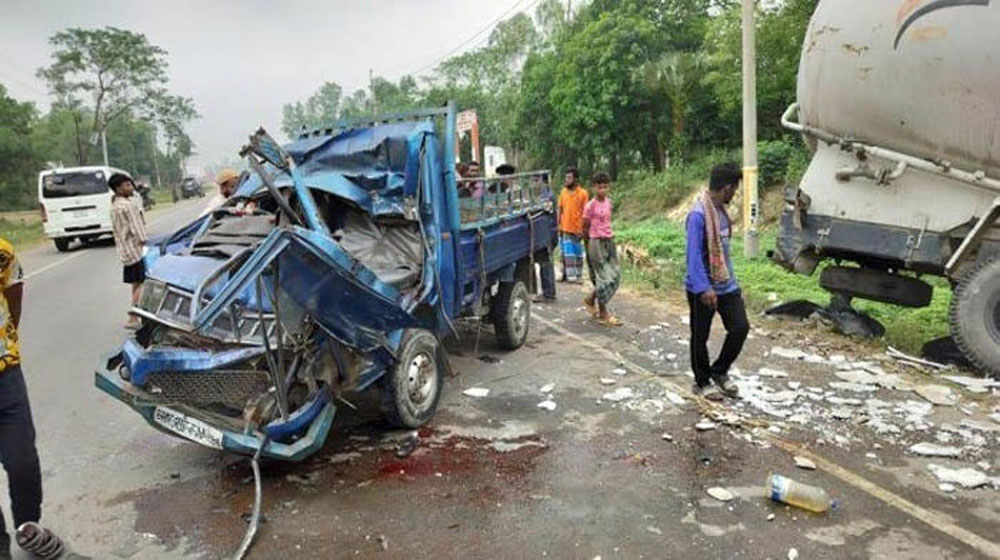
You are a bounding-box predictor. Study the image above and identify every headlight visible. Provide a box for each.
[138,279,168,313]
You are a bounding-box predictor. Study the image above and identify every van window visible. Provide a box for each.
[42,170,108,199]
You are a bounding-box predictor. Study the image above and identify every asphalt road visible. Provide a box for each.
[3,198,998,559]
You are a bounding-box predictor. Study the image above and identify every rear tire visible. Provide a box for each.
[53,238,70,252]
[492,280,530,350]
[949,258,1000,378]
[381,329,444,428]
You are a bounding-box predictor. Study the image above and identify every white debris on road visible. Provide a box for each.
[537,400,557,411]
[927,464,994,489]
[909,442,962,458]
[463,387,491,398]
[540,383,555,394]
[602,387,635,402]
[599,377,617,386]
[794,456,817,470]
[695,419,717,431]
[706,487,735,502]
[915,384,958,407]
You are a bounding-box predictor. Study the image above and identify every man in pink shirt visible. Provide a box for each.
[582,172,621,326]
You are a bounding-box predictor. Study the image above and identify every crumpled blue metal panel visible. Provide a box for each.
[121,338,265,387]
[233,121,432,217]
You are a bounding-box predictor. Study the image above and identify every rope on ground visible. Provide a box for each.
[233,435,269,560]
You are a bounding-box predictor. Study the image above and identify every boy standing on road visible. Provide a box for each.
[557,167,588,282]
[582,172,622,326]
[685,162,748,401]
[0,238,66,559]
[109,173,148,330]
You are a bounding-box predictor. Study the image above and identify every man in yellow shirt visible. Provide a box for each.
[557,167,589,282]
[0,238,67,559]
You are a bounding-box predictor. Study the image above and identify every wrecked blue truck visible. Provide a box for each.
[95,103,556,460]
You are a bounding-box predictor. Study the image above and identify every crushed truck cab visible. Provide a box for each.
[95,102,556,460]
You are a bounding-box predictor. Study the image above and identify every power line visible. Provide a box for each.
[408,0,539,77]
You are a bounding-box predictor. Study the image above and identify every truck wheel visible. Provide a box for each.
[949,258,1000,378]
[381,329,443,428]
[53,238,70,252]
[493,280,530,350]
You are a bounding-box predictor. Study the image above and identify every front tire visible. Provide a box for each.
[492,280,530,350]
[950,257,1000,378]
[381,329,444,428]
[53,238,70,252]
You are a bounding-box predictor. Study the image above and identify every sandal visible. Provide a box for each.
[598,316,623,327]
[583,298,598,317]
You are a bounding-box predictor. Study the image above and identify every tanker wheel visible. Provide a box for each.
[492,280,530,350]
[949,257,1000,378]
[380,329,444,428]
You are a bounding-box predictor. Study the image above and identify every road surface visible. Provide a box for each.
[5,198,999,559]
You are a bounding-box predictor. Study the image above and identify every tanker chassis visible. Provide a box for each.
[774,0,1000,376]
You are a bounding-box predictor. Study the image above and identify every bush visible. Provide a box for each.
[758,140,794,187]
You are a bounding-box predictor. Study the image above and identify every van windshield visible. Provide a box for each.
[42,170,108,199]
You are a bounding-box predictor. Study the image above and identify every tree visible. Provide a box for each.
[281,81,343,137]
[704,0,817,142]
[640,51,707,165]
[0,85,42,209]
[546,11,657,177]
[37,27,173,165]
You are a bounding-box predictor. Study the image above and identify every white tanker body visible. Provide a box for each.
[775,0,1000,375]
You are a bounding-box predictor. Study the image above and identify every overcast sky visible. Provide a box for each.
[0,0,536,172]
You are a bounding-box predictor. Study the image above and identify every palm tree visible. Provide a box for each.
[640,51,707,165]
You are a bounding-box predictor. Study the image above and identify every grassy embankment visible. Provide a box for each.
[610,155,950,354]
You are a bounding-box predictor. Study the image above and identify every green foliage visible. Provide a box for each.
[0,85,42,209]
[612,149,736,220]
[758,139,793,186]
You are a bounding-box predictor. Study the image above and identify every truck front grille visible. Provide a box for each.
[145,370,272,408]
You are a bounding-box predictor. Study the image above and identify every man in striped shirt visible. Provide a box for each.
[108,173,148,329]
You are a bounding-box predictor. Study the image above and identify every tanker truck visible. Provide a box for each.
[774,0,1000,376]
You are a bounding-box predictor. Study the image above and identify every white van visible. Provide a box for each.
[38,166,130,252]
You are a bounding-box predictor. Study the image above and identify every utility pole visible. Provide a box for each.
[100,125,110,166]
[741,0,760,258]
[149,126,162,189]
[369,68,376,114]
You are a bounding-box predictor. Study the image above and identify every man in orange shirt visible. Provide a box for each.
[557,167,589,282]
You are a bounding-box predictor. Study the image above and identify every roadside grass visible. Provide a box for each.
[0,212,45,248]
[615,219,951,354]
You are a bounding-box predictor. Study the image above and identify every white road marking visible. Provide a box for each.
[23,251,86,280]
[533,312,1000,559]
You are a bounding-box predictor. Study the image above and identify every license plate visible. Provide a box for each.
[71,210,89,218]
[153,406,224,449]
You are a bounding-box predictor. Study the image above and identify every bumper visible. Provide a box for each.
[95,353,336,462]
[45,226,112,239]
[773,206,948,275]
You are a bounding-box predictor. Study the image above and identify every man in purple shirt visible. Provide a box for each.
[684,163,749,401]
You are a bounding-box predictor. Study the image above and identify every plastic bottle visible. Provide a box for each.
[766,474,836,513]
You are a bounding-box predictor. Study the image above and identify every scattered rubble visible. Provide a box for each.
[695,419,717,431]
[537,400,557,411]
[794,456,817,470]
[707,487,734,502]
[927,464,993,489]
[602,387,635,402]
[915,385,958,407]
[908,443,961,458]
[598,377,617,386]
[540,383,555,394]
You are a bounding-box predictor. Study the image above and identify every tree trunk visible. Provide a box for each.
[649,132,664,172]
